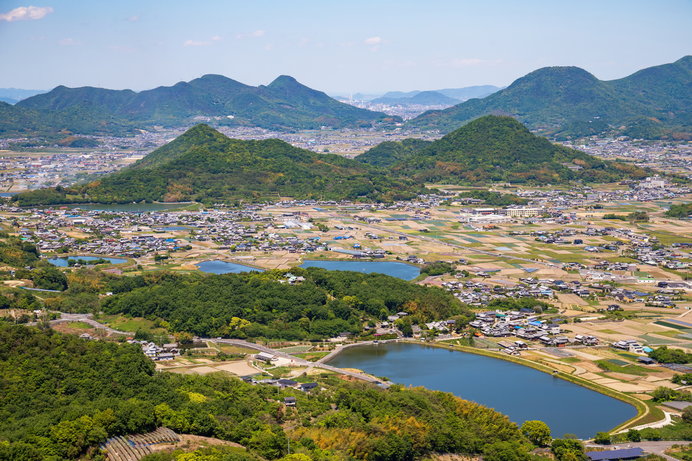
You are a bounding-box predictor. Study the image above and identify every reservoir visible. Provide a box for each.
[197,260,264,274]
[48,256,127,266]
[327,342,636,438]
[300,260,420,280]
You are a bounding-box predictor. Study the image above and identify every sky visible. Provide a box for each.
[0,0,690,95]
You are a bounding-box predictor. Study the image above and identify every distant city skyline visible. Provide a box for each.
[0,0,690,94]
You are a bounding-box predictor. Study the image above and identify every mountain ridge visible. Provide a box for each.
[408,57,692,139]
[5,74,397,136]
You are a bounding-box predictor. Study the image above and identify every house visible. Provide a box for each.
[637,356,655,365]
[585,447,644,461]
[299,382,318,392]
[283,397,296,407]
[277,379,298,389]
[256,352,276,363]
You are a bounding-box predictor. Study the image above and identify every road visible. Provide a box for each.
[203,338,388,386]
[50,313,135,336]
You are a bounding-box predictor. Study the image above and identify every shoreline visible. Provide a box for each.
[323,338,651,434]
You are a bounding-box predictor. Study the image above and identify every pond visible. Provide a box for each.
[196,260,264,274]
[48,256,127,267]
[299,260,420,280]
[327,342,636,438]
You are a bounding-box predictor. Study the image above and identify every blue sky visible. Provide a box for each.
[0,0,690,94]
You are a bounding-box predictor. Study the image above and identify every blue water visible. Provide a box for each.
[327,342,636,438]
[300,260,420,280]
[196,260,264,274]
[159,226,189,231]
[48,256,127,267]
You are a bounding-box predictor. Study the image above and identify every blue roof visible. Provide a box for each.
[586,448,644,461]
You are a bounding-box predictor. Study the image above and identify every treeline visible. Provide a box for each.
[0,324,530,460]
[648,346,692,364]
[101,268,468,340]
[665,203,692,218]
[456,190,529,206]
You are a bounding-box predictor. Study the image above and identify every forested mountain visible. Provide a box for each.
[358,115,649,184]
[2,74,396,136]
[12,124,420,206]
[0,323,530,460]
[408,56,692,139]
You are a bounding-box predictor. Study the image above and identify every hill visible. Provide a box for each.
[12,124,420,206]
[358,115,649,184]
[0,323,526,460]
[7,74,397,136]
[0,87,45,104]
[408,57,692,139]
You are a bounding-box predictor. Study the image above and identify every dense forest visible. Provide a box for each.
[665,203,692,218]
[13,125,421,206]
[100,268,469,340]
[357,116,651,185]
[0,324,531,460]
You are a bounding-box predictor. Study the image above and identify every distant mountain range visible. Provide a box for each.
[357,115,649,184]
[12,124,420,206]
[0,75,398,137]
[371,91,461,106]
[0,88,46,104]
[408,56,692,139]
[14,116,650,206]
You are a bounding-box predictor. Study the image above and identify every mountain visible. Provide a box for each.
[372,91,460,106]
[12,124,420,206]
[357,115,649,184]
[7,75,397,137]
[0,87,46,104]
[370,86,501,106]
[408,57,692,139]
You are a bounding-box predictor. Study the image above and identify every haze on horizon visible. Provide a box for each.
[0,0,690,95]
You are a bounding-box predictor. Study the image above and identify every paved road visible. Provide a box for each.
[204,338,388,386]
[50,313,134,336]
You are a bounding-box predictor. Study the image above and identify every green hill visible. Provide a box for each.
[358,115,649,184]
[12,124,420,206]
[408,56,692,139]
[7,74,397,136]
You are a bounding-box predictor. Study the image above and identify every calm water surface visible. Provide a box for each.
[197,260,264,274]
[48,256,127,267]
[328,342,636,438]
[300,260,420,280]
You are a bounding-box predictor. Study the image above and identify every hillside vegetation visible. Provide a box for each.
[100,268,469,340]
[358,116,649,185]
[408,56,692,139]
[13,124,420,206]
[0,324,528,460]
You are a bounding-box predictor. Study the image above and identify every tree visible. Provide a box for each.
[593,432,611,445]
[482,441,533,461]
[683,406,692,424]
[521,420,552,447]
[552,439,587,461]
[626,429,641,442]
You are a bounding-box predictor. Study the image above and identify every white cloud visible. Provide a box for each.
[363,36,382,46]
[0,5,54,22]
[183,36,221,47]
[236,29,265,39]
[58,37,77,46]
[184,39,211,47]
